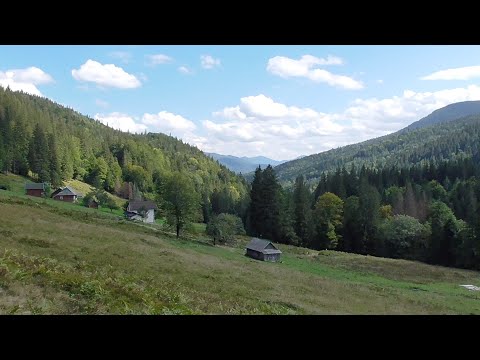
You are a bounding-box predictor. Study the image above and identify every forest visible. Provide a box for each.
[1,87,479,270]
[273,112,480,188]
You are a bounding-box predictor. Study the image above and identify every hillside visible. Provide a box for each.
[0,87,249,217]
[404,100,480,131]
[1,190,479,314]
[274,112,480,187]
[206,152,287,174]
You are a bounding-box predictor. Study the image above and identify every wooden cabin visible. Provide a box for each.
[245,238,282,262]
[25,183,46,197]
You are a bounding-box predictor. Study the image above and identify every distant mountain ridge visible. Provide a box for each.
[205,153,290,173]
[403,100,480,131]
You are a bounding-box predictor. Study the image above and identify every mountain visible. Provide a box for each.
[404,100,480,131]
[273,101,480,187]
[206,152,288,173]
[0,87,249,211]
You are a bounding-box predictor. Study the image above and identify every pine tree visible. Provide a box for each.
[293,175,311,246]
[28,123,51,182]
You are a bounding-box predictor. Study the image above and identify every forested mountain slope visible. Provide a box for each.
[274,112,480,188]
[0,87,249,216]
[404,100,480,131]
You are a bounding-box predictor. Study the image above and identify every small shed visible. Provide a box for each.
[245,238,282,262]
[25,183,46,197]
[125,200,157,223]
[52,186,78,202]
[87,199,99,209]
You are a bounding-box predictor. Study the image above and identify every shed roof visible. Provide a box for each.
[25,183,46,190]
[53,186,78,197]
[246,238,282,254]
[127,200,158,211]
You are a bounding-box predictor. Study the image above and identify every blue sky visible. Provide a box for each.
[2,45,480,160]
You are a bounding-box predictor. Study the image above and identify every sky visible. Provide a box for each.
[2,45,480,161]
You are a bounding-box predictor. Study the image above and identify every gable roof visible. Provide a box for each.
[25,183,46,190]
[52,186,77,197]
[50,188,63,197]
[246,238,282,254]
[127,200,158,212]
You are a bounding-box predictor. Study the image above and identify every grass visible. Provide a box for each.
[1,177,480,314]
[64,179,126,208]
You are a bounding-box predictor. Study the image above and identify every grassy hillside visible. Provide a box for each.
[1,190,479,314]
[0,173,127,214]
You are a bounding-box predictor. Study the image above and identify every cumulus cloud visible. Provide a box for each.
[0,66,54,96]
[72,60,141,89]
[145,54,174,66]
[94,112,147,133]
[421,65,480,81]
[178,66,193,75]
[200,55,221,69]
[200,94,343,159]
[142,111,196,136]
[94,110,197,140]
[267,55,363,90]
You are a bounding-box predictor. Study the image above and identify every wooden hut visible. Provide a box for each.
[245,238,282,262]
[25,183,46,197]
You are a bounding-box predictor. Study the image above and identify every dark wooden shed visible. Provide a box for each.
[25,183,46,197]
[245,238,282,262]
[88,199,99,209]
[52,186,78,202]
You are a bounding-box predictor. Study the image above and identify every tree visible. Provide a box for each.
[380,205,393,219]
[293,175,311,246]
[28,123,51,182]
[247,165,283,242]
[428,201,462,266]
[162,172,201,238]
[206,213,245,246]
[313,192,344,250]
[342,196,364,253]
[377,215,430,260]
[359,182,381,254]
[82,191,97,207]
[104,197,119,213]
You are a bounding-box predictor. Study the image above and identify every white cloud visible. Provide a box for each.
[421,65,480,81]
[142,111,196,137]
[200,94,343,159]
[178,66,193,75]
[95,109,197,139]
[267,55,363,90]
[145,54,174,66]
[200,55,221,69]
[72,60,141,89]
[0,66,54,96]
[95,99,109,108]
[94,112,147,133]
[195,85,480,160]
[109,51,132,63]
[376,79,384,84]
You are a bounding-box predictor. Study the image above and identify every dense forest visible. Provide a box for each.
[274,110,480,188]
[0,87,249,227]
[1,87,479,270]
